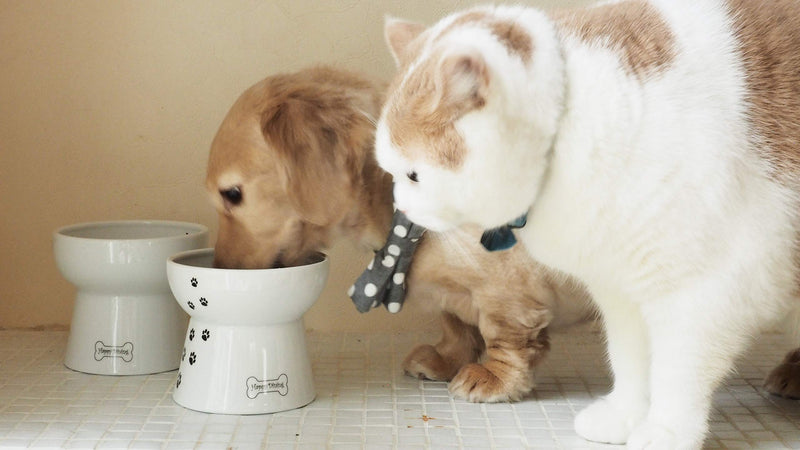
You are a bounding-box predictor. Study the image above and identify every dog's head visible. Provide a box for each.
[206,67,383,269]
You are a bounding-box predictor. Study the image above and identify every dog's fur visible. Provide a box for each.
[205,66,593,402]
[375,1,800,447]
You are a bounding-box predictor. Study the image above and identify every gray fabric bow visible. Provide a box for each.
[349,211,426,314]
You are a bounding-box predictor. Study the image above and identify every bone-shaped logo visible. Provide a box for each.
[94,341,133,362]
[246,373,288,398]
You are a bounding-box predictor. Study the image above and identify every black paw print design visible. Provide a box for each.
[187,301,195,310]
[176,372,182,388]
[201,329,210,341]
[190,277,198,287]
[199,297,208,307]
[189,328,195,341]
[182,347,186,361]
[188,352,196,365]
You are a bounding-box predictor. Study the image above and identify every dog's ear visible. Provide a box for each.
[261,93,370,226]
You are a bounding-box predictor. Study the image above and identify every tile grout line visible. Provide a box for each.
[480,402,495,449]
[447,383,465,449]
[327,332,345,448]
[509,402,529,448]
[391,332,400,449]
[361,333,369,448]
[420,370,431,448]
[292,400,309,450]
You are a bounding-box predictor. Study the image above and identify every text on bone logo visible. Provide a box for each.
[94,341,134,362]
[246,373,288,398]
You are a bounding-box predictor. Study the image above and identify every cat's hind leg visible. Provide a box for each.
[764,348,800,399]
[574,298,650,444]
[764,305,800,398]
[403,311,484,381]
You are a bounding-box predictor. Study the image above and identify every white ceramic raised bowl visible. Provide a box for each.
[54,220,208,375]
[167,248,329,414]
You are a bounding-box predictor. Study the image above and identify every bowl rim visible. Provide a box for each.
[168,247,329,273]
[54,220,209,242]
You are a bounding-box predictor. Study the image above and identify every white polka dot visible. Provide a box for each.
[347,285,355,297]
[411,238,419,243]
[393,273,405,285]
[387,244,401,256]
[382,255,395,267]
[367,259,374,270]
[393,225,408,238]
[387,302,401,313]
[364,283,377,297]
[371,300,379,308]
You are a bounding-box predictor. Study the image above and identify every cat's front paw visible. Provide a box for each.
[574,397,646,444]
[402,344,457,381]
[627,421,704,450]
[764,348,800,399]
[626,422,676,450]
[448,363,529,402]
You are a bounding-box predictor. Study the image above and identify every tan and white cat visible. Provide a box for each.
[376,1,800,448]
[205,66,594,404]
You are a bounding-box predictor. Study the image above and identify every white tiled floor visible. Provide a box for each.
[1,324,799,449]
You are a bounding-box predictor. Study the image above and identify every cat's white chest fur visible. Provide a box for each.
[524,0,795,300]
[377,0,800,448]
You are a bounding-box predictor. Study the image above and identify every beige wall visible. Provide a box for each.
[0,0,592,332]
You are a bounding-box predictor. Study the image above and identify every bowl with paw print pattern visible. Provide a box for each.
[166,248,328,414]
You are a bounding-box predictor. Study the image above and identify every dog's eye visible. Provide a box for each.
[220,186,243,206]
[406,171,419,183]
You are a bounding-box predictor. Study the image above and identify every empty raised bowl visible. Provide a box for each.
[54,220,208,375]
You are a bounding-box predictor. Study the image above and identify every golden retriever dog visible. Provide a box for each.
[205,66,593,402]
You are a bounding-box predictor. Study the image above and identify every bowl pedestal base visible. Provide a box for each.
[172,318,315,415]
[65,292,187,375]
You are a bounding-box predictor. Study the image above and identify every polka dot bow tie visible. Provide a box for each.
[349,210,426,314]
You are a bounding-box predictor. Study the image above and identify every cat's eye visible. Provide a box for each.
[406,171,419,183]
[220,186,243,207]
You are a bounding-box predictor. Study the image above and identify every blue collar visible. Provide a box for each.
[480,213,528,252]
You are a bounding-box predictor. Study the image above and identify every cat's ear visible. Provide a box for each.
[434,50,490,112]
[384,16,426,67]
